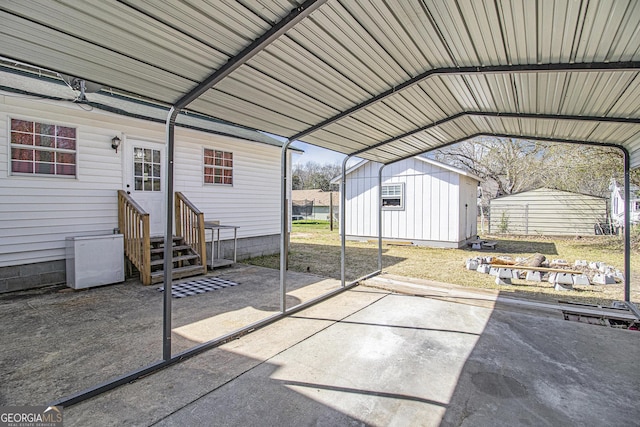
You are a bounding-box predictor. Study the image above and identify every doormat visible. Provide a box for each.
[157,277,240,298]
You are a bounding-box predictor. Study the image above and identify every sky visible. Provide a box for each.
[263,132,360,166]
[291,141,347,165]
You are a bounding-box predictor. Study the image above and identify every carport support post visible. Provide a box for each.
[624,150,631,303]
[340,155,353,287]
[162,107,178,361]
[280,139,292,312]
[377,164,386,271]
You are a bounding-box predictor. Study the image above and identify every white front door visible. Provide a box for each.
[125,139,166,236]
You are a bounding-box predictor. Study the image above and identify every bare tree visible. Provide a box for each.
[433,137,547,198]
[292,161,342,191]
[432,136,638,203]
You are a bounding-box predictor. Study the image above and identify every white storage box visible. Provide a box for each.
[66,234,124,289]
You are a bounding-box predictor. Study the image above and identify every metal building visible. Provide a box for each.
[489,188,607,236]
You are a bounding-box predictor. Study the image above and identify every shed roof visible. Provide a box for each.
[331,156,481,183]
[490,187,606,202]
[1,1,639,166]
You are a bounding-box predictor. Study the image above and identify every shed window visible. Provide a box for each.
[204,149,233,185]
[10,118,76,177]
[382,183,404,210]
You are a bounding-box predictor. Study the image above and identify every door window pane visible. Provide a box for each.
[133,147,161,192]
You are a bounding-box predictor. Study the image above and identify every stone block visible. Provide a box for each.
[589,262,599,270]
[592,273,616,285]
[476,264,491,274]
[511,270,521,279]
[466,259,479,270]
[547,272,557,283]
[497,268,513,279]
[0,265,21,280]
[7,274,41,290]
[20,260,64,276]
[554,273,574,285]
[554,282,573,291]
[572,274,590,286]
[489,267,499,276]
[39,271,66,286]
[525,271,542,282]
[495,276,512,285]
[574,260,588,267]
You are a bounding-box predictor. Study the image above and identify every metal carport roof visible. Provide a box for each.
[2,0,640,407]
[1,0,639,165]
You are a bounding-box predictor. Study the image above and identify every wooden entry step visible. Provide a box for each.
[147,235,205,284]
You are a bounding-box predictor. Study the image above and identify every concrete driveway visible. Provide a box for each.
[62,275,639,426]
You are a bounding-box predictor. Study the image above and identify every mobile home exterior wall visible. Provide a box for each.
[0,88,287,292]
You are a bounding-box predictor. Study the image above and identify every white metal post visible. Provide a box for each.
[280,140,292,312]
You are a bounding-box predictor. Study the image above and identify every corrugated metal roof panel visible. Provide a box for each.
[0,13,193,102]
[1,0,639,167]
[5,0,228,80]
[120,0,271,53]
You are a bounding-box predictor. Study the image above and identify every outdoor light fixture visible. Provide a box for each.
[111,136,121,153]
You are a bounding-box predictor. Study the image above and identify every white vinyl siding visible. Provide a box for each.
[343,157,477,247]
[0,91,284,267]
[174,133,282,240]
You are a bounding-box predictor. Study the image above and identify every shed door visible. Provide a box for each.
[125,139,166,236]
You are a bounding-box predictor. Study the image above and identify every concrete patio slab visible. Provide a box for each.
[0,264,342,406]
[61,276,638,426]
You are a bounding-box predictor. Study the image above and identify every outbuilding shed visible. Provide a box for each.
[334,157,481,248]
[489,188,607,236]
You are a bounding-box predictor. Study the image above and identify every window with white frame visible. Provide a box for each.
[204,149,233,185]
[10,118,77,177]
[382,183,404,209]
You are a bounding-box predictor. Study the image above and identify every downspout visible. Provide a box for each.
[341,155,353,287]
[162,107,178,361]
[280,139,292,312]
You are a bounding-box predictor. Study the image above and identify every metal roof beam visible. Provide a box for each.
[381,133,626,166]
[291,62,640,141]
[173,0,326,110]
[349,111,640,157]
[471,111,640,124]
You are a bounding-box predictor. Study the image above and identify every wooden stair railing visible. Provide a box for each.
[118,190,152,285]
[175,192,207,274]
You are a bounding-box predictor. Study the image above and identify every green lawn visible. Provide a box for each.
[246,221,639,305]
